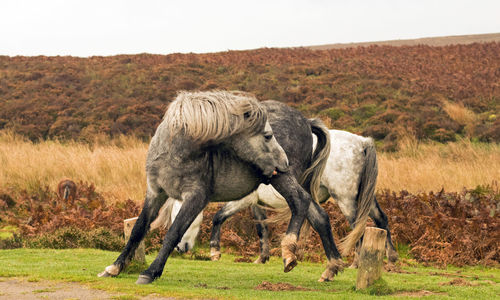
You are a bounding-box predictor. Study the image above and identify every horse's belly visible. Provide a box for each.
[211,163,261,202]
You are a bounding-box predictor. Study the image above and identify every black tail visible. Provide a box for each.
[300,118,331,203]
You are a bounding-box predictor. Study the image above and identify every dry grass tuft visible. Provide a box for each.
[442,100,478,137]
[0,131,148,202]
[377,133,500,193]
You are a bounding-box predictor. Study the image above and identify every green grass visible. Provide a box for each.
[0,226,18,239]
[0,248,498,299]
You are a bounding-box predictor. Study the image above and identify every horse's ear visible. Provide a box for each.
[243,112,250,119]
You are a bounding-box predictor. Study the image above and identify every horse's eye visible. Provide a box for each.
[264,134,273,141]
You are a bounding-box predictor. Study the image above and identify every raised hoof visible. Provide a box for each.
[136,274,153,285]
[283,257,298,273]
[253,256,269,264]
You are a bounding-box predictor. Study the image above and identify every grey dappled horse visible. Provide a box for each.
[163,130,398,267]
[98,91,342,284]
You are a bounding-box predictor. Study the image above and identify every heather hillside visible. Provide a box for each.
[0,42,498,149]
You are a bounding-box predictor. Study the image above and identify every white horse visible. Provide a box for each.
[155,129,398,266]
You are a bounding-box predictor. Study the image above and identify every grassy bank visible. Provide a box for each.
[1,131,498,201]
[0,248,498,299]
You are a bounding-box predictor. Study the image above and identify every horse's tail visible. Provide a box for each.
[300,118,331,203]
[339,138,378,256]
[264,119,330,226]
[150,197,176,230]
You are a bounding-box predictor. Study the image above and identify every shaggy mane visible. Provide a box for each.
[163,90,267,144]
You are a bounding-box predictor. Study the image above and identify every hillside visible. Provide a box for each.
[307,32,500,49]
[0,41,499,150]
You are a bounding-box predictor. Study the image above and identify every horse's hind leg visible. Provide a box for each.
[251,205,270,264]
[98,187,167,278]
[307,200,344,282]
[369,196,398,263]
[335,195,370,269]
[209,192,255,261]
[137,189,209,284]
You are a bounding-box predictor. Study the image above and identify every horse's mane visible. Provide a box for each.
[163,90,267,144]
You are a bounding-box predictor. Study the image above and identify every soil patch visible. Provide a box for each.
[439,278,479,286]
[393,290,447,297]
[384,263,417,274]
[254,281,313,291]
[429,271,480,280]
[0,277,174,300]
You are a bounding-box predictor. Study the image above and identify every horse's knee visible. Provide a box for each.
[212,210,226,226]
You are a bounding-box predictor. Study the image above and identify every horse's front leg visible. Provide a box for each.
[136,189,209,284]
[251,205,270,264]
[98,187,167,278]
[271,174,310,273]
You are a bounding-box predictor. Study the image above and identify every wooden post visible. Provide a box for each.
[124,217,146,264]
[356,227,387,290]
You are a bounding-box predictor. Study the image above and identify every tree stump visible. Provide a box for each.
[124,217,146,264]
[356,227,387,290]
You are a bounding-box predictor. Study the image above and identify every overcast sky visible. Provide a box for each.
[1,0,499,57]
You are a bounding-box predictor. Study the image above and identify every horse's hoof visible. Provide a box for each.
[318,258,345,282]
[253,256,269,264]
[318,269,334,282]
[387,249,399,263]
[136,275,153,285]
[210,247,221,261]
[283,257,297,273]
[211,254,221,261]
[281,234,298,273]
[98,264,120,277]
[97,270,112,277]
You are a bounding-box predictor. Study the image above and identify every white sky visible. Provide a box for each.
[1,0,499,57]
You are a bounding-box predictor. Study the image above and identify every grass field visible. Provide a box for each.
[0,248,498,299]
[1,130,498,202]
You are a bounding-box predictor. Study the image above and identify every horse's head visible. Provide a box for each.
[228,120,289,178]
[164,91,289,179]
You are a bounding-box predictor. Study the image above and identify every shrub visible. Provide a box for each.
[319,108,344,121]
[26,226,124,251]
[353,104,379,125]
